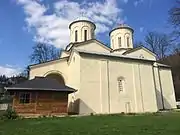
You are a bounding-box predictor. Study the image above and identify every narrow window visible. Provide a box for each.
[117,77,125,92]
[19,92,30,104]
[84,30,87,41]
[112,39,114,48]
[9,91,14,96]
[91,30,94,39]
[118,37,121,47]
[75,30,78,42]
[127,37,130,47]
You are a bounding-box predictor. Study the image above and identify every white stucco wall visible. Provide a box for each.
[29,59,69,82]
[134,63,157,112]
[67,51,81,113]
[79,56,102,113]
[159,68,177,109]
[109,61,157,113]
[108,60,136,113]
[153,65,164,110]
[29,50,176,115]
[28,41,176,115]
[78,54,158,114]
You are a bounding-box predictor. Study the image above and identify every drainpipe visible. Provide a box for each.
[107,60,111,113]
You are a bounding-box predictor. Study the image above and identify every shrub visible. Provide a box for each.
[3,108,18,120]
[126,113,136,115]
[120,112,125,115]
[38,115,47,119]
[0,110,5,120]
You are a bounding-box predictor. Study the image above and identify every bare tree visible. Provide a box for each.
[169,0,180,40]
[145,31,171,59]
[134,41,144,48]
[30,43,60,64]
[18,66,30,79]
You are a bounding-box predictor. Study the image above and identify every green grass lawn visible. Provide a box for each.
[1,112,180,135]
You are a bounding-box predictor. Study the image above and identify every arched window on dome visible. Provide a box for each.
[118,37,121,47]
[112,39,114,48]
[75,30,78,42]
[91,29,94,39]
[127,37,130,47]
[84,30,87,41]
[117,77,125,92]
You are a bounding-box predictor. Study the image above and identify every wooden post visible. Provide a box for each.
[35,92,38,114]
[12,92,16,110]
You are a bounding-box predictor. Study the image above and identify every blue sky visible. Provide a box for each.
[0,0,176,76]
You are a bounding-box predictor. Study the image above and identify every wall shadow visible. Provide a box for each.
[68,89,176,115]
[68,98,80,115]
[156,89,175,110]
[68,98,95,115]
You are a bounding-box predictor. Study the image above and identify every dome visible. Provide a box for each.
[68,17,96,43]
[109,24,134,36]
[69,18,96,30]
[75,16,90,21]
[119,24,134,32]
[109,23,134,50]
[119,24,131,28]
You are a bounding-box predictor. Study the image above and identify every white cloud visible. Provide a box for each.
[134,1,138,7]
[0,65,22,77]
[140,27,144,32]
[134,0,144,7]
[16,0,124,48]
[123,0,128,4]
[149,0,153,8]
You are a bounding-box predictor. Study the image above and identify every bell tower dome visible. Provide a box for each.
[69,17,96,43]
[109,24,134,51]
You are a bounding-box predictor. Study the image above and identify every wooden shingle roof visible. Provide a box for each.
[5,77,76,93]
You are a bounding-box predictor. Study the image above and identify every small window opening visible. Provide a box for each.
[75,30,78,42]
[112,39,114,48]
[118,77,125,92]
[127,37,130,47]
[84,30,87,41]
[19,92,30,104]
[118,37,121,47]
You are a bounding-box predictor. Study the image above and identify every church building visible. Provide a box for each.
[17,19,178,115]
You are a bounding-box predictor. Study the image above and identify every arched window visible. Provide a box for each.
[84,30,87,41]
[75,30,78,42]
[127,37,130,47]
[91,29,94,39]
[117,77,125,92]
[112,39,114,48]
[118,37,121,47]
